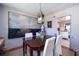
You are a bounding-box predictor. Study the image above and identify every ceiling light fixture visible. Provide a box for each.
[38,3,44,23]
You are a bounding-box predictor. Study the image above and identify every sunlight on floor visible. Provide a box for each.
[61,39,70,48]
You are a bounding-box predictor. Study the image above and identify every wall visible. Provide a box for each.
[44,4,79,52]
[44,15,57,29]
[0,5,8,40]
[0,5,40,49]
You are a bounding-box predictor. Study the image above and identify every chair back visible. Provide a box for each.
[25,33,33,40]
[54,35,62,56]
[43,37,55,56]
[36,32,40,37]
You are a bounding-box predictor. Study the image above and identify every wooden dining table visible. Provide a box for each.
[23,35,53,56]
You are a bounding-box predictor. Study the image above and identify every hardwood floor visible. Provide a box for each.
[3,38,79,56]
[3,46,79,56]
[61,39,70,48]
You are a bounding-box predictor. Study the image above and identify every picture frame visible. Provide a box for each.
[47,21,52,28]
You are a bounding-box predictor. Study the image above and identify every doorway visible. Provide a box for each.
[57,15,71,48]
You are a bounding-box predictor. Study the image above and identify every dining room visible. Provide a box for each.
[0,3,79,56]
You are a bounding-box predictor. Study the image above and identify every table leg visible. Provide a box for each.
[30,48,33,56]
[37,50,40,56]
[23,38,25,56]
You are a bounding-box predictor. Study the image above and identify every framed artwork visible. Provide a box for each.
[8,11,40,28]
[47,21,52,28]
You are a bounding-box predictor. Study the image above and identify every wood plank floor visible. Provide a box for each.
[3,46,79,56]
[3,39,79,56]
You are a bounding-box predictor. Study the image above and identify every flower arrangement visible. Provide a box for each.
[39,32,45,41]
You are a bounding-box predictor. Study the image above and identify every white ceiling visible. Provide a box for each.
[3,3,79,17]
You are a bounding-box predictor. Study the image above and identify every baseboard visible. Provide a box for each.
[4,45,23,52]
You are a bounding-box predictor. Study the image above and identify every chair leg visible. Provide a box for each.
[30,48,33,56]
[74,51,76,56]
[23,45,25,56]
[37,50,40,56]
[23,43,28,56]
[23,43,26,56]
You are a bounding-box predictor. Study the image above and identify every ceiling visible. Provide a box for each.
[3,3,79,17]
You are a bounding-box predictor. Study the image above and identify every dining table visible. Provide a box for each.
[23,35,53,56]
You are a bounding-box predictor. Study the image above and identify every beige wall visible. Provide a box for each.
[44,4,79,51]
[44,16,57,29]
[44,5,79,30]
[58,21,65,31]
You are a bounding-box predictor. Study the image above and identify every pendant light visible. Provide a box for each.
[38,3,44,23]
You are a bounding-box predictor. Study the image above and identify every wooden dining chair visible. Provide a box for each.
[42,37,55,56]
[53,35,62,56]
[23,33,33,56]
[36,32,40,38]
[25,33,33,39]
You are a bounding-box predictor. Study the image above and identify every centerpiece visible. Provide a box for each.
[39,32,45,41]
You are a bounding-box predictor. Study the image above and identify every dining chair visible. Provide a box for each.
[25,33,33,39]
[36,32,40,37]
[53,35,62,56]
[42,37,55,56]
[23,33,33,56]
